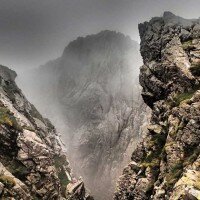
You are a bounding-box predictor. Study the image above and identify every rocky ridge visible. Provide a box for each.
[0,65,92,199]
[115,12,200,200]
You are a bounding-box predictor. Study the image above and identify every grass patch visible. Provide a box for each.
[54,155,70,195]
[173,85,200,106]
[0,106,22,131]
[54,155,69,168]
[141,158,160,168]
[174,92,194,105]
[141,133,167,169]
[182,39,194,50]
[58,168,70,191]
[165,163,183,189]
[8,160,29,181]
[0,175,15,188]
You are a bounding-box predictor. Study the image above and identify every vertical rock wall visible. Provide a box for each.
[115,12,200,200]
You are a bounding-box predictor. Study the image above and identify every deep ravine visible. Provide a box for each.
[18,30,149,200]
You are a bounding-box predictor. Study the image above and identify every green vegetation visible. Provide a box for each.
[0,175,16,188]
[1,157,29,182]
[54,155,70,194]
[141,158,160,168]
[182,39,193,50]
[58,168,70,190]
[148,133,166,148]
[165,163,183,189]
[8,160,29,181]
[190,62,200,76]
[141,133,167,169]
[171,163,183,174]
[54,155,69,169]
[0,106,22,131]
[173,84,200,106]
[174,91,194,105]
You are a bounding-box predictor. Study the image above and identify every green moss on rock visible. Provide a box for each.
[54,155,70,195]
[141,158,160,168]
[140,133,167,169]
[0,175,15,188]
[166,163,183,189]
[182,39,193,50]
[0,106,22,131]
[8,160,29,181]
[173,85,200,106]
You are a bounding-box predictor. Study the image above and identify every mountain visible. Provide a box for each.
[115,12,200,200]
[0,65,92,199]
[19,30,148,199]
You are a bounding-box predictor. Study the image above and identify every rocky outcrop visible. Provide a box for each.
[19,30,148,200]
[0,65,92,199]
[115,12,200,200]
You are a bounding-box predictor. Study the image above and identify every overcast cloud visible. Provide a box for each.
[0,0,200,71]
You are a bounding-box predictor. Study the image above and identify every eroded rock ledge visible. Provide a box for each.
[115,12,200,200]
[0,65,93,200]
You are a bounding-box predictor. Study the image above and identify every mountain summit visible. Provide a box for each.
[20,30,147,199]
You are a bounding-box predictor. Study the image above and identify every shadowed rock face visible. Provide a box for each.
[0,65,92,200]
[19,30,148,200]
[115,12,200,200]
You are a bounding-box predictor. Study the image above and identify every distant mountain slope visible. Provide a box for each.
[19,30,148,199]
[0,65,92,200]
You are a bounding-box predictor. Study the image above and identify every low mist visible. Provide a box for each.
[16,30,147,199]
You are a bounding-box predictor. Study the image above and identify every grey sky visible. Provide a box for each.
[0,0,200,71]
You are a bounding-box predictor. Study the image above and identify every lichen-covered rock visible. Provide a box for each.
[115,12,200,200]
[0,65,92,199]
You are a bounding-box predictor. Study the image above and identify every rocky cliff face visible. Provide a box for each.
[0,65,92,200]
[115,12,200,200]
[19,30,148,199]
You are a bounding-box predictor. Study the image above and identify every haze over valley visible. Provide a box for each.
[0,1,200,200]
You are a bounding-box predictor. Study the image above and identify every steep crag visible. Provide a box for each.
[0,65,92,200]
[115,12,200,200]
